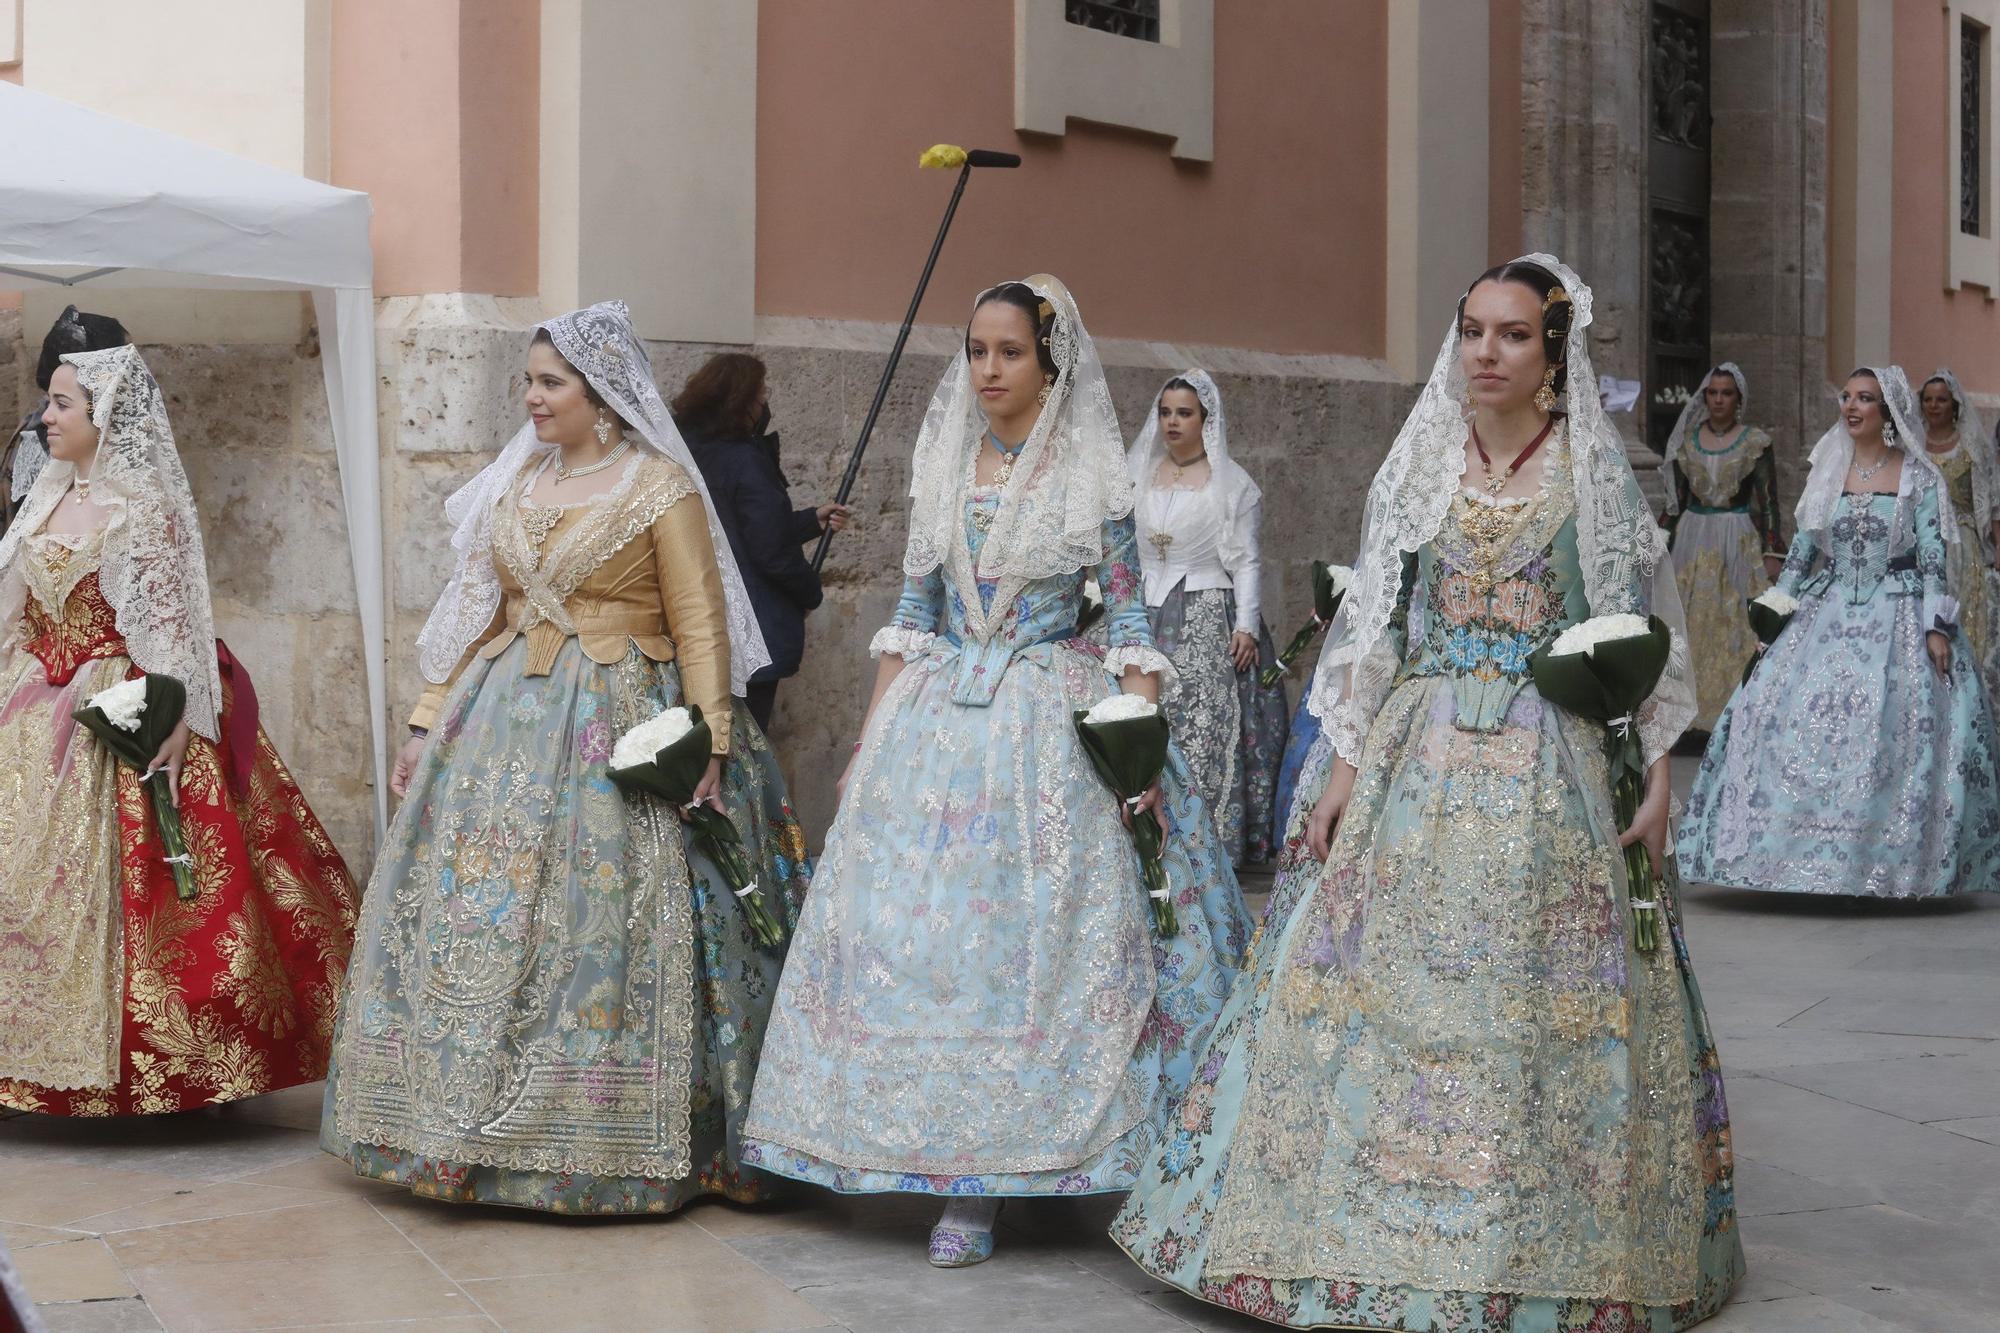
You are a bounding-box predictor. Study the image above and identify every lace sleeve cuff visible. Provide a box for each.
[1926,593,1962,636]
[1103,644,1178,691]
[869,626,937,660]
[1327,707,1367,768]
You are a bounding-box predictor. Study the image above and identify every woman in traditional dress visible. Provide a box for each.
[5,306,129,537]
[1919,370,2000,705]
[1112,255,1744,1331]
[1127,370,1288,864]
[1678,367,2000,899]
[322,301,812,1212]
[0,346,358,1116]
[740,277,1250,1267]
[1659,364,1784,733]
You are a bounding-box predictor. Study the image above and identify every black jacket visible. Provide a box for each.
[684,429,823,681]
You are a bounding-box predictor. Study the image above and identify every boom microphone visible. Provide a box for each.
[966,149,1023,168]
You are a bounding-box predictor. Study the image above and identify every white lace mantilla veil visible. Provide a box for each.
[1927,367,1994,532]
[1306,252,1695,767]
[1126,369,1261,565]
[414,300,771,694]
[1661,361,1750,516]
[0,346,223,741]
[901,274,1133,584]
[1794,365,1957,552]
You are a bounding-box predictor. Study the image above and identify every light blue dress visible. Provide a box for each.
[1112,473,1743,1331]
[740,487,1250,1195]
[1679,487,2000,898]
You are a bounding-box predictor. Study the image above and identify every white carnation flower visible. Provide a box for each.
[611,706,697,771]
[1325,564,1354,596]
[87,677,149,732]
[1752,587,1799,615]
[1549,612,1654,658]
[1082,693,1159,724]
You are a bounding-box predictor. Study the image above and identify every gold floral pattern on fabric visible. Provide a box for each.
[1937,446,2000,684]
[1677,536,1766,731]
[22,569,124,685]
[0,652,127,1090]
[0,535,359,1116]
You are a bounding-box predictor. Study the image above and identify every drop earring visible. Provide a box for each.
[594,408,613,445]
[1036,375,1053,407]
[1533,366,1560,413]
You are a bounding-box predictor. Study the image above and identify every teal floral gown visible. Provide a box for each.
[740,488,1251,1196]
[1678,487,2000,898]
[1112,463,1744,1330]
[323,453,812,1213]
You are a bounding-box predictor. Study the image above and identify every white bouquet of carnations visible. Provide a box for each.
[1743,587,1799,684]
[1074,693,1175,935]
[1529,613,1674,953]
[1262,561,1354,686]
[607,704,786,948]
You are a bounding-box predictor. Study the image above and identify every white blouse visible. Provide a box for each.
[1135,480,1263,634]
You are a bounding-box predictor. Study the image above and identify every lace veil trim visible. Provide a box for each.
[414,301,771,693]
[0,347,223,740]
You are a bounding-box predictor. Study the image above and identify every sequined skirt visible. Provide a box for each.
[1149,587,1289,865]
[1679,581,2000,898]
[0,647,358,1116]
[1111,677,1744,1328]
[741,637,1250,1194]
[322,636,811,1213]
[1672,509,1770,732]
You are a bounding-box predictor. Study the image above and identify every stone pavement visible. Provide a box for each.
[6,761,1997,1332]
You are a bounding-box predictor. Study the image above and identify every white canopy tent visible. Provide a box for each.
[0,82,388,830]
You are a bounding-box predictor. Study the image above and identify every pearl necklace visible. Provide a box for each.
[554,436,631,480]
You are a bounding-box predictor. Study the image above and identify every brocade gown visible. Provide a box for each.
[1930,437,2000,709]
[1113,459,1744,1332]
[323,452,812,1212]
[740,491,1251,1196]
[1678,488,2000,898]
[1663,426,1782,732]
[0,529,359,1115]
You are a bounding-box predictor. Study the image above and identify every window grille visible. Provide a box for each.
[1964,19,1986,235]
[1065,0,1160,42]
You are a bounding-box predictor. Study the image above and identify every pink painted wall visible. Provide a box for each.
[754,0,1389,356]
[1890,3,2000,393]
[329,0,536,296]
[456,0,537,296]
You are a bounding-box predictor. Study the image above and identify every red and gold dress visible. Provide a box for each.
[0,529,359,1116]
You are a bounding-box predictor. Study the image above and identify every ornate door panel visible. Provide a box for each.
[1648,0,1712,452]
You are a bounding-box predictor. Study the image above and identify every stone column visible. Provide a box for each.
[1518,0,1659,492]
[1712,0,1831,511]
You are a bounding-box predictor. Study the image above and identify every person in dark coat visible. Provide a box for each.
[675,353,849,730]
[3,305,130,535]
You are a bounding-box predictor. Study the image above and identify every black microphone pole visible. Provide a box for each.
[811,148,1021,572]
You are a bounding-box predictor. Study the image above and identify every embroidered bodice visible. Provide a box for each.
[875,488,1168,705]
[1777,491,1954,626]
[411,452,736,750]
[1666,424,1782,555]
[1933,443,1981,528]
[1394,480,1587,732]
[18,530,126,685]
